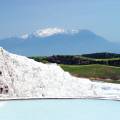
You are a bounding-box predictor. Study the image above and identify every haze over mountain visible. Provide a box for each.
[0,28,119,56]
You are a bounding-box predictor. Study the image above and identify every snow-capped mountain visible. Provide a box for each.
[20,28,78,38]
[0,47,120,100]
[0,28,120,56]
[33,28,65,37]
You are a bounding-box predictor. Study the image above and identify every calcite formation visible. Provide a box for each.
[0,47,120,100]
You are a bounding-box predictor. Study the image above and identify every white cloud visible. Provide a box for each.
[34,28,65,37]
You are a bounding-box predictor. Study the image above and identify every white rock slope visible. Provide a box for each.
[0,47,120,100]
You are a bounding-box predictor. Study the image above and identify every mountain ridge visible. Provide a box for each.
[0,28,119,56]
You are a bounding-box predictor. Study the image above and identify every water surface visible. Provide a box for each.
[0,99,120,120]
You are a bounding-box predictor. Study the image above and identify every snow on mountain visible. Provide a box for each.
[33,28,65,37]
[0,47,120,100]
[20,28,80,38]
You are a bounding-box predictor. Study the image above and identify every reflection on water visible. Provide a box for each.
[0,99,120,120]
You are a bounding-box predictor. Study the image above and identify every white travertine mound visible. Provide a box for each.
[0,47,120,100]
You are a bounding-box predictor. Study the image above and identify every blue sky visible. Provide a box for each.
[0,99,120,120]
[0,0,120,42]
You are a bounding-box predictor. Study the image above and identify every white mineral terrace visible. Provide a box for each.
[0,47,120,100]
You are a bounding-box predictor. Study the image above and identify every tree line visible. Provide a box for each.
[29,52,120,67]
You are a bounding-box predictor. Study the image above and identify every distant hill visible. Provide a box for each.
[0,28,120,56]
[82,52,120,59]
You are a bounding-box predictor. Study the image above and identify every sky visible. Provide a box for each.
[0,99,120,120]
[0,0,120,42]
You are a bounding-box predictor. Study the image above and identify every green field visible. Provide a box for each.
[60,64,120,84]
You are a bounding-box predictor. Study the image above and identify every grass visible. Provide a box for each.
[95,58,120,61]
[60,64,120,84]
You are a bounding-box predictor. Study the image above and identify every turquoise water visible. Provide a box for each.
[0,99,120,120]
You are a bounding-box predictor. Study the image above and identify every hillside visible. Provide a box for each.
[82,52,120,59]
[1,47,120,100]
[30,53,120,82]
[0,48,120,100]
[61,64,120,84]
